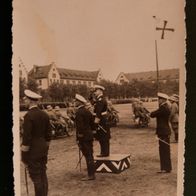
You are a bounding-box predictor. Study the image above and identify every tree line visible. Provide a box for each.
[20,78,179,102]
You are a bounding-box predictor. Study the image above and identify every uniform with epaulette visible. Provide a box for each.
[93,85,111,157]
[21,90,51,196]
[75,94,96,181]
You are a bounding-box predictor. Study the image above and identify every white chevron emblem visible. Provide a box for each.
[112,161,121,170]
[127,157,131,164]
[97,163,112,172]
[121,161,128,170]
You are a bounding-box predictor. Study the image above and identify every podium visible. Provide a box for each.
[94,154,131,174]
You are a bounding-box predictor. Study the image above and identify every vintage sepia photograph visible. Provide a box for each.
[12,0,185,195]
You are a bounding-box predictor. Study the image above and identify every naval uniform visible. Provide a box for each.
[75,105,95,178]
[150,102,172,172]
[21,105,51,196]
[94,95,111,156]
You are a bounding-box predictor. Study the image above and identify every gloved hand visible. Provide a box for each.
[21,151,29,165]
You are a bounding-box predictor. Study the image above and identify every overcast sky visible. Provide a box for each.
[13,0,185,81]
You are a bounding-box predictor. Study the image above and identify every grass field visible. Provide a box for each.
[20,102,178,196]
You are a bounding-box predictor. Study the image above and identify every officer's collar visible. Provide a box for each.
[29,105,38,110]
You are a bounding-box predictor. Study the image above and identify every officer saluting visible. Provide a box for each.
[150,92,172,173]
[21,89,51,196]
[75,94,96,181]
[93,85,111,157]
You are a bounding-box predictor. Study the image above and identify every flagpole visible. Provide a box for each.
[153,16,174,94]
[155,39,159,93]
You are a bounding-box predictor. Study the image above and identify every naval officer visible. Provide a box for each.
[93,85,111,157]
[21,89,51,196]
[75,94,96,180]
[150,92,172,173]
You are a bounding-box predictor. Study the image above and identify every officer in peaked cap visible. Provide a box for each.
[21,89,51,195]
[93,84,111,157]
[74,94,96,180]
[150,92,172,173]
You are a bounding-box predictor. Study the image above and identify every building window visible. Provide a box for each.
[67,80,70,84]
[52,73,56,78]
[39,80,42,85]
[88,81,92,86]
[120,79,125,84]
[72,80,76,84]
[78,81,81,84]
[60,79,64,84]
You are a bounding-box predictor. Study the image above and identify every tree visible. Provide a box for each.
[48,83,64,102]
[27,77,38,92]
[19,78,27,100]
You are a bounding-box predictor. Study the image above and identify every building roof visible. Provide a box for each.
[123,68,179,82]
[28,65,52,79]
[58,68,99,81]
[28,64,99,81]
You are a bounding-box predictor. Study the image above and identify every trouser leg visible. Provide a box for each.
[98,140,104,155]
[80,141,95,177]
[28,158,48,196]
[86,156,95,177]
[158,136,172,171]
[99,139,110,156]
[42,169,48,196]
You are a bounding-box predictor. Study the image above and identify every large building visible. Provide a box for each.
[115,68,179,84]
[28,62,103,89]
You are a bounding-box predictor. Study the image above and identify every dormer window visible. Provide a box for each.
[52,73,56,78]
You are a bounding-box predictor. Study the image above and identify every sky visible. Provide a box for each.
[13,0,185,81]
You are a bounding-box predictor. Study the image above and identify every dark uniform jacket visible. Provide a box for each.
[22,107,51,160]
[150,102,171,136]
[75,105,94,141]
[94,95,111,139]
